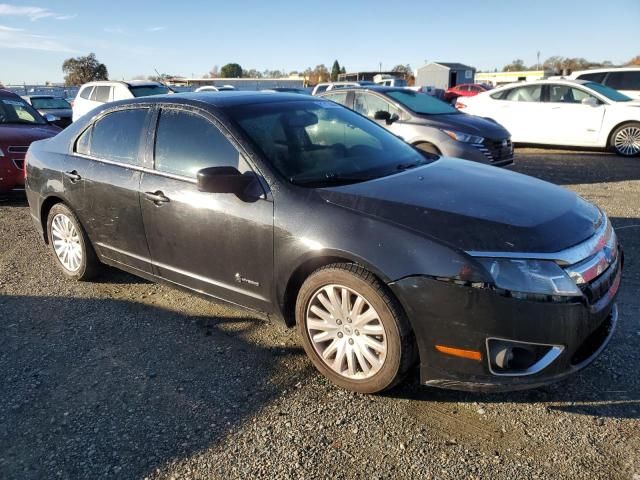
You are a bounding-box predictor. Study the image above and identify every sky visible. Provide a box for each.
[1,0,639,84]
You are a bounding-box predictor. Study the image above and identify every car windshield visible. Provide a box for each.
[129,85,172,97]
[227,100,434,187]
[386,91,459,115]
[584,82,632,102]
[0,97,46,125]
[30,97,71,109]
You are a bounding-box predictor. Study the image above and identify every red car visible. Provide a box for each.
[0,89,60,196]
[443,83,489,103]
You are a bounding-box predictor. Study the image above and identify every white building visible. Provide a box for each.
[475,70,551,87]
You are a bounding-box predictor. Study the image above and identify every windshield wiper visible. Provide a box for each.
[396,158,429,171]
[290,171,377,187]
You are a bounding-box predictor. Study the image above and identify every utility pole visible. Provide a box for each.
[379,62,382,73]
[537,51,541,70]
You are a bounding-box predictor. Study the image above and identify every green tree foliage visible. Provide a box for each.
[340,66,346,74]
[220,63,243,78]
[331,60,341,81]
[502,59,526,72]
[62,53,108,86]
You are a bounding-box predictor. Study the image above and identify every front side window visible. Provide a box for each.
[605,71,640,91]
[354,93,401,119]
[154,109,241,178]
[227,100,433,187]
[0,97,46,125]
[90,108,147,164]
[548,85,599,104]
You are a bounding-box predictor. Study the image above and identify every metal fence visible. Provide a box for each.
[4,85,80,99]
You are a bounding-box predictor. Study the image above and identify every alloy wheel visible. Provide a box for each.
[305,284,387,379]
[614,126,640,156]
[51,213,83,272]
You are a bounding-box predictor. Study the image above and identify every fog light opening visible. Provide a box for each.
[487,338,564,376]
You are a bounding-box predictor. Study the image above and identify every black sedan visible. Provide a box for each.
[24,92,622,393]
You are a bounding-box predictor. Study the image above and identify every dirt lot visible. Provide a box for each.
[1,148,639,480]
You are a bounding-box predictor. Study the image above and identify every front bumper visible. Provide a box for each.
[440,137,514,167]
[389,266,620,392]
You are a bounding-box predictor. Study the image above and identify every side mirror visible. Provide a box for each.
[581,97,600,107]
[197,166,255,195]
[44,113,60,123]
[373,110,399,125]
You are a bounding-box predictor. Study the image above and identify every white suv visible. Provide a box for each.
[72,80,172,121]
[569,67,640,100]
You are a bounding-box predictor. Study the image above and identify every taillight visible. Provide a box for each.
[23,151,28,179]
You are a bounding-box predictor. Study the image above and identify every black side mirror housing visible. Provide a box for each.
[373,110,399,125]
[197,166,254,195]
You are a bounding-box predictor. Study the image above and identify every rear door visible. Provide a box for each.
[139,106,274,310]
[485,84,548,143]
[67,107,153,273]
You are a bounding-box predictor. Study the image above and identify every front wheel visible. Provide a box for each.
[47,203,100,280]
[296,263,415,393]
[610,122,640,157]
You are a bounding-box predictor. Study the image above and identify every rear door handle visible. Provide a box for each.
[64,170,81,182]
[144,190,170,205]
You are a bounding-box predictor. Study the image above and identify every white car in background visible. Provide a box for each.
[194,85,236,92]
[457,79,640,156]
[311,81,376,96]
[72,80,172,121]
[569,67,640,100]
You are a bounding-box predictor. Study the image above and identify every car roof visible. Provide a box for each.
[571,66,640,75]
[319,86,409,94]
[81,80,164,88]
[493,79,591,89]
[111,91,316,109]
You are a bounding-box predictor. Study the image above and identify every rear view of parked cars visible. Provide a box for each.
[0,89,60,196]
[457,79,640,156]
[21,95,73,128]
[320,86,513,166]
[72,80,173,121]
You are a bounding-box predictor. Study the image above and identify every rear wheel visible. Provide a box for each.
[610,122,640,157]
[296,263,415,393]
[47,203,100,280]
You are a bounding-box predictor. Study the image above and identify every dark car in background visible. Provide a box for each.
[320,87,514,166]
[0,89,61,196]
[22,95,73,128]
[25,92,620,393]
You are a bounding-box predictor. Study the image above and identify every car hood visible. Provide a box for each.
[319,158,601,254]
[412,112,510,139]
[0,124,61,146]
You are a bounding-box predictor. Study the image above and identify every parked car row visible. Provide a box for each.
[24,91,622,393]
[457,79,640,157]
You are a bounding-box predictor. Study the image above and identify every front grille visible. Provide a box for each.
[12,159,24,170]
[475,138,513,163]
[7,146,28,154]
[570,311,614,365]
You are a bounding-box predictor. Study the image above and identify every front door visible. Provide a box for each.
[140,106,274,310]
[352,92,411,140]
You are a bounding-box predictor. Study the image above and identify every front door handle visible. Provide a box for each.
[144,190,170,205]
[64,170,81,182]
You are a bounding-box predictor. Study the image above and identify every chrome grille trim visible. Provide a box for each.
[8,146,29,154]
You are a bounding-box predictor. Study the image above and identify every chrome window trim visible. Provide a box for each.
[467,215,611,266]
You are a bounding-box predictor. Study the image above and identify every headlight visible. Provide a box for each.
[442,129,484,144]
[476,258,582,297]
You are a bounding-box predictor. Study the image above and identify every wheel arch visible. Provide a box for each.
[606,120,640,150]
[40,195,67,244]
[279,251,394,328]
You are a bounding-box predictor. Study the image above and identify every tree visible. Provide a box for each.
[243,69,263,78]
[502,59,526,72]
[627,55,640,66]
[220,63,243,78]
[62,53,108,86]
[340,66,346,74]
[331,60,341,82]
[392,64,412,75]
[305,64,329,84]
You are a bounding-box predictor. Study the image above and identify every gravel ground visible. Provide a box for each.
[1,148,639,480]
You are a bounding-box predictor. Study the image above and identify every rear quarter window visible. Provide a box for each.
[79,86,94,100]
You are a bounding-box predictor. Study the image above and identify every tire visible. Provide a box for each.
[610,122,640,157]
[415,142,441,156]
[296,263,415,393]
[46,203,100,280]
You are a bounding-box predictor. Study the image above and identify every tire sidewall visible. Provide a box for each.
[47,204,91,280]
[296,267,403,393]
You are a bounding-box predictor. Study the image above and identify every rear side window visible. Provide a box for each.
[577,72,607,83]
[75,127,92,155]
[154,109,240,178]
[323,91,349,106]
[79,86,94,99]
[91,86,111,103]
[89,108,148,164]
[605,71,640,91]
[502,85,542,102]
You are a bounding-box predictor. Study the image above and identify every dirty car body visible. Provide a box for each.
[25,92,621,391]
